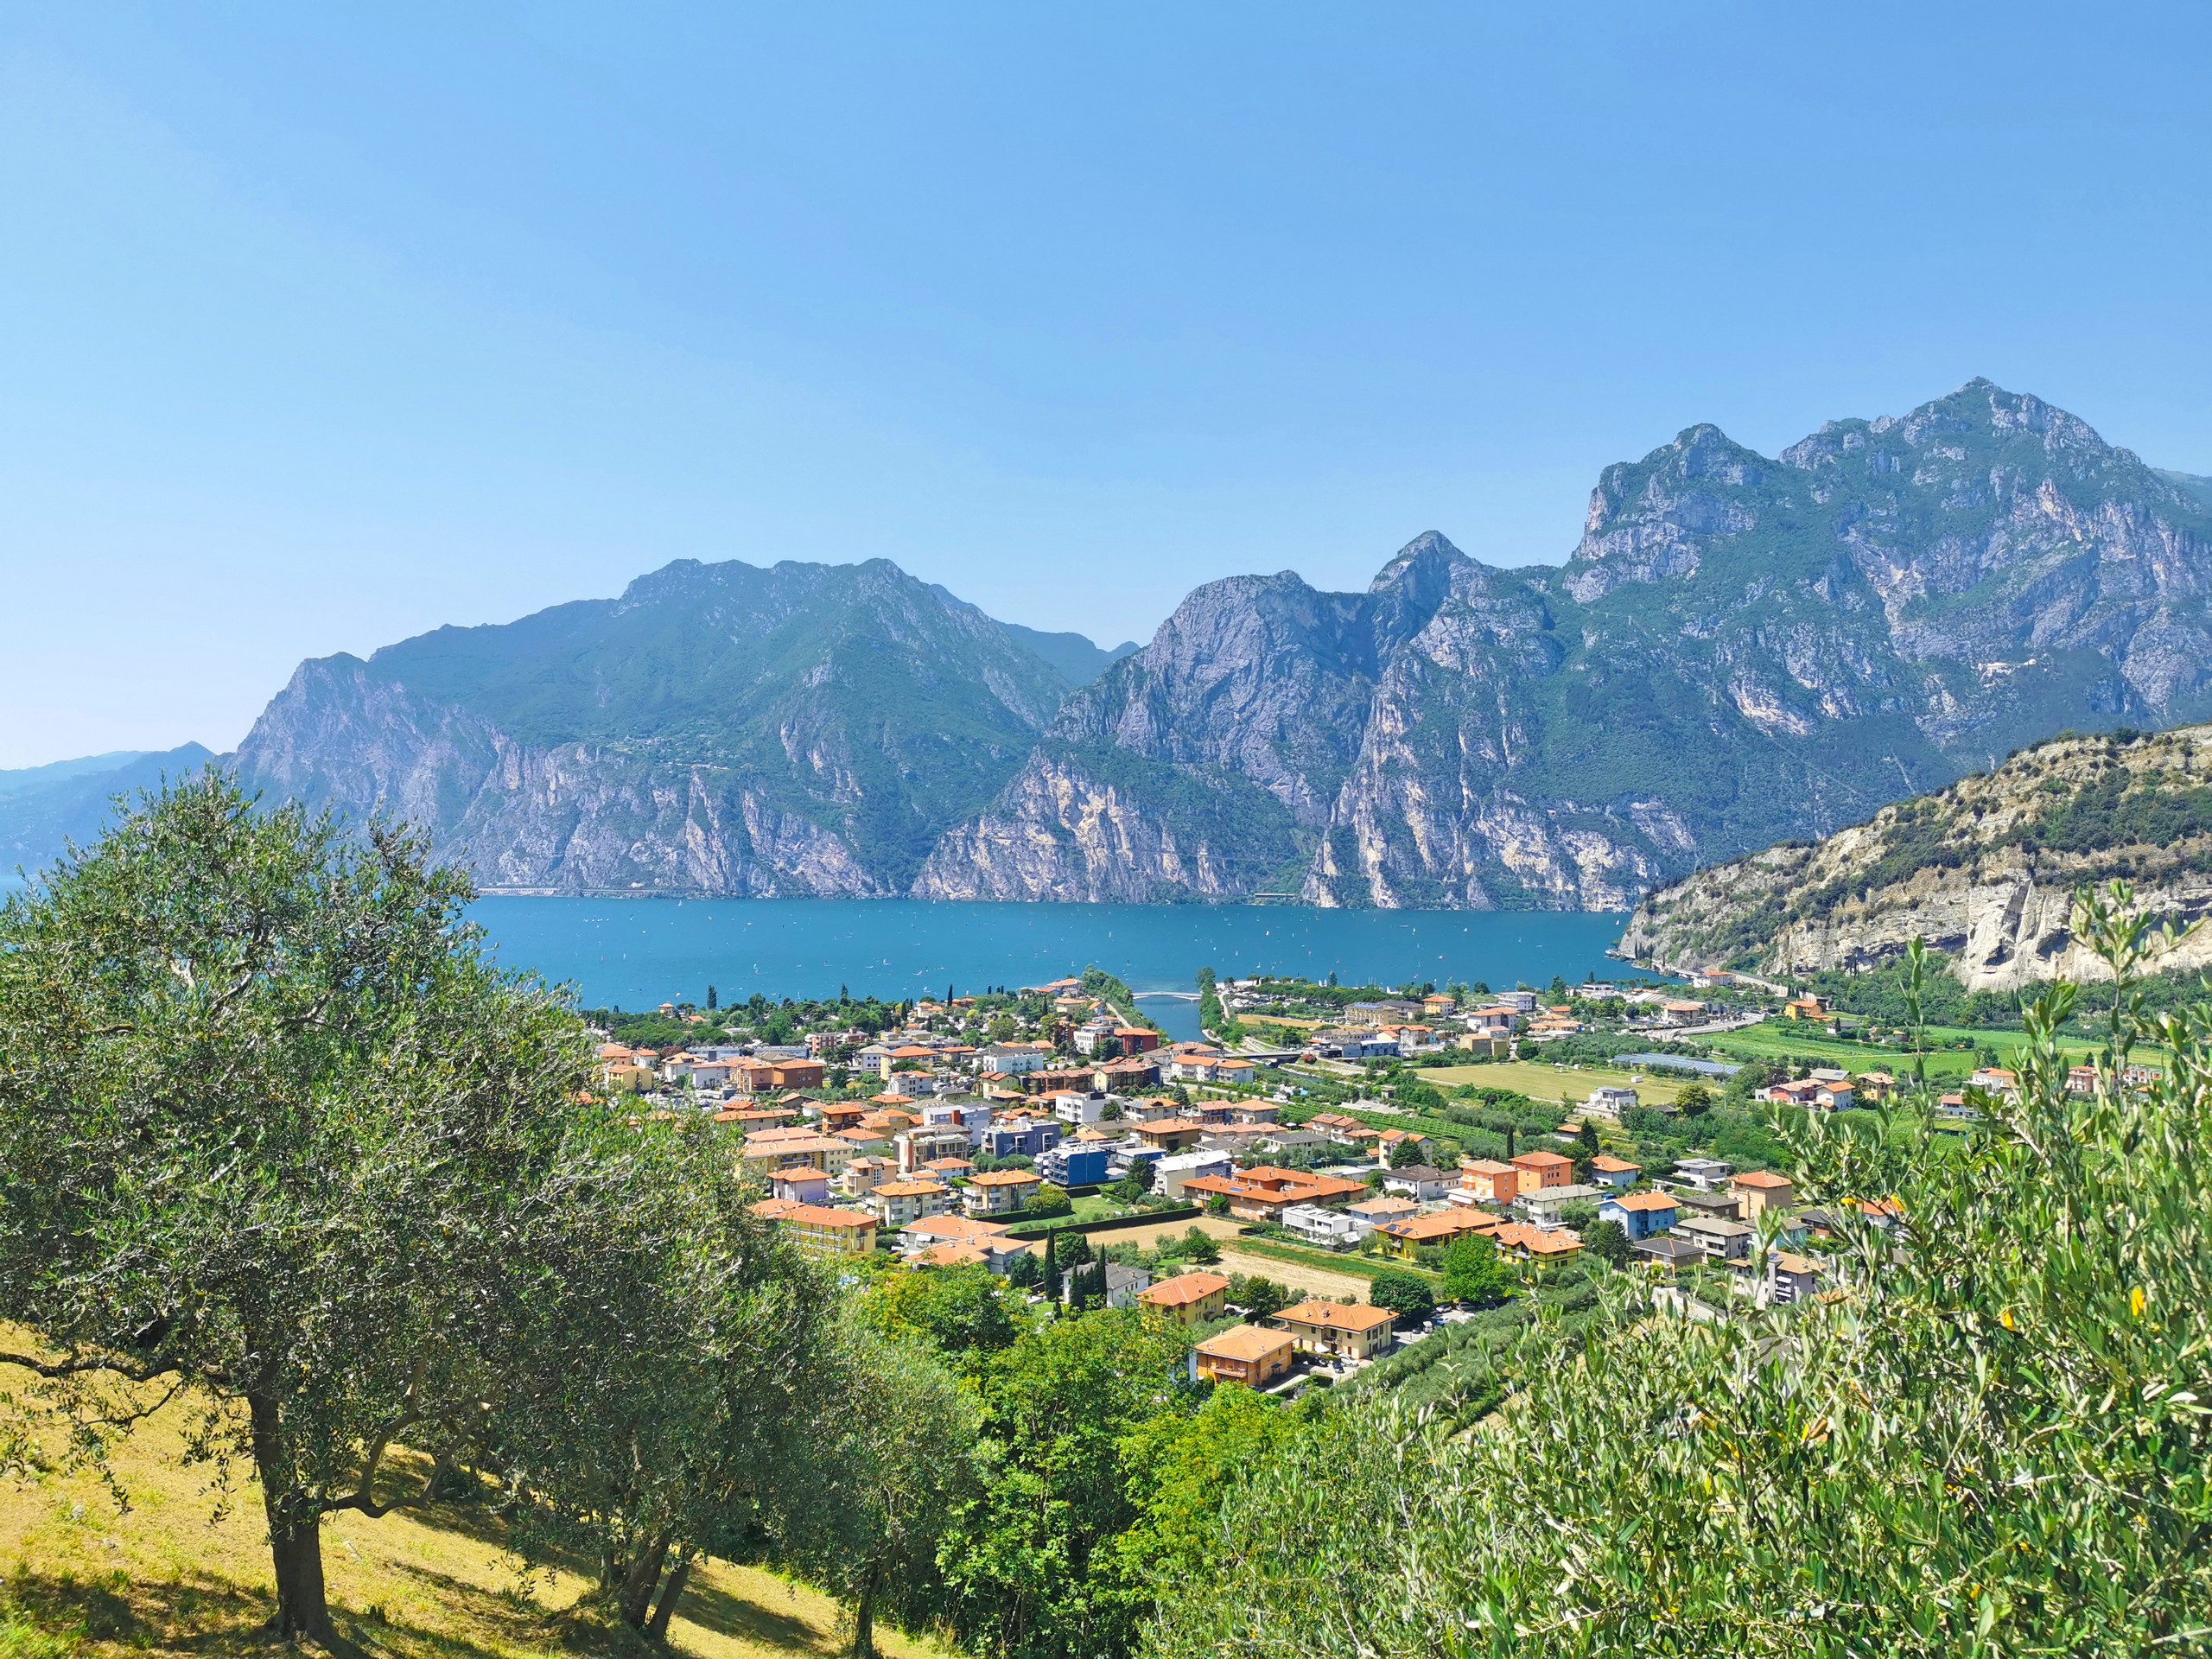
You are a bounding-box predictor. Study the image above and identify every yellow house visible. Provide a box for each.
[1194,1324,1296,1388]
[753,1198,878,1260]
[741,1129,855,1179]
[1272,1300,1396,1362]
[1137,1271,1230,1325]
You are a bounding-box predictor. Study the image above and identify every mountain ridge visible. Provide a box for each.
[212,378,2212,906]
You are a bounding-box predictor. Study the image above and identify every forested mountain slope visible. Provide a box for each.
[232,558,1076,895]
[1618,723,2212,989]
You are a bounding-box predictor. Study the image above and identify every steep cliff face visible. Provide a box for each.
[233,559,1073,895]
[938,379,2212,907]
[1618,725,2212,991]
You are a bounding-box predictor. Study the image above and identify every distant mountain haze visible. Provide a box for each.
[926,585,1139,687]
[0,746,214,879]
[48,379,2212,910]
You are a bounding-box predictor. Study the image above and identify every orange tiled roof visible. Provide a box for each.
[782,1204,875,1230]
[1196,1324,1295,1363]
[901,1214,1014,1242]
[1139,1272,1230,1308]
[912,1242,993,1268]
[1273,1300,1395,1333]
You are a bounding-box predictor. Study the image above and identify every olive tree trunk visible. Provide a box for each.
[248,1389,332,1641]
[644,1554,693,1643]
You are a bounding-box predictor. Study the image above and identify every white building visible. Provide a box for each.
[1584,1085,1637,1118]
[1153,1149,1234,1198]
[979,1044,1049,1076]
[1052,1090,1113,1125]
[1280,1202,1366,1246]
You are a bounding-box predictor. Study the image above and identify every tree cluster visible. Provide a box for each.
[0,779,949,1649]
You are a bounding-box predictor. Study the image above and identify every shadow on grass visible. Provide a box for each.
[6,1565,267,1654]
[664,1573,837,1655]
[3,1563,597,1659]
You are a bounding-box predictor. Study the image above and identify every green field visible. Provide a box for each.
[1418,1058,1698,1107]
[1704,1021,2104,1079]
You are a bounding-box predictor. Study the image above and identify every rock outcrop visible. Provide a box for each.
[1619,725,2212,990]
[936,380,2212,907]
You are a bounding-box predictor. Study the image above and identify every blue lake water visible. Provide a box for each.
[472,899,1652,1039]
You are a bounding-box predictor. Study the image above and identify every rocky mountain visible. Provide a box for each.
[1618,724,2212,991]
[0,746,215,880]
[223,379,2212,906]
[232,559,1078,895]
[921,380,2212,908]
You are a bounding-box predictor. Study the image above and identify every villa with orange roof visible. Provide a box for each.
[1371,1208,1500,1260]
[1179,1166,1366,1223]
[1138,1271,1230,1325]
[1510,1148,1573,1190]
[753,1200,878,1260]
[1193,1324,1296,1387]
[1598,1189,1679,1241]
[1492,1221,1583,1262]
[1271,1300,1397,1362]
[741,1130,855,1179]
[1730,1169,1796,1218]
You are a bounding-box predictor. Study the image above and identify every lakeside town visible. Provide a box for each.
[587,961,2075,1388]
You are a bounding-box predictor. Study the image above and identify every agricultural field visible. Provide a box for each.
[1040,1213,1242,1253]
[1704,1022,2107,1079]
[1217,1236,1440,1291]
[1212,1247,1376,1303]
[1418,1059,1700,1108]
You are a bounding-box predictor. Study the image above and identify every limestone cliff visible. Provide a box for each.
[1618,725,2212,990]
[937,380,2212,907]
[228,380,2212,908]
[232,558,1072,895]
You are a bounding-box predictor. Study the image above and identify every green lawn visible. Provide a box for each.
[1419,1058,1696,1107]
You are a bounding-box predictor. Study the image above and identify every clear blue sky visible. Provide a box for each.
[3,3,2209,767]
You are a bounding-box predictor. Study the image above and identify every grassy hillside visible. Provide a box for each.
[0,1373,951,1659]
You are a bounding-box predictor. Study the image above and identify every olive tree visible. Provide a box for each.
[493,1127,842,1637]
[779,1326,982,1658]
[0,776,600,1639]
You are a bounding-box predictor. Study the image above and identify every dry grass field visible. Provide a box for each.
[0,1368,952,1659]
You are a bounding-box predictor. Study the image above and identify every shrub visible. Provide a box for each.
[1367,1271,1435,1327]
